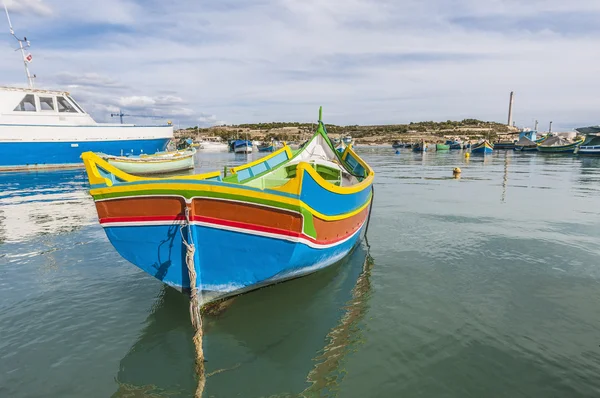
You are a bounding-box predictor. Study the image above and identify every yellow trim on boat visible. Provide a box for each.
[89,180,371,221]
[230,145,293,174]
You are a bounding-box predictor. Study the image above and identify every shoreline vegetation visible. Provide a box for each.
[175,119,519,146]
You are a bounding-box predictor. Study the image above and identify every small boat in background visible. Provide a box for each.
[413,140,428,152]
[392,141,404,149]
[257,141,275,152]
[446,140,463,150]
[537,135,584,153]
[335,140,347,153]
[436,143,449,151]
[574,127,600,155]
[342,135,353,145]
[514,129,538,151]
[471,140,494,154]
[197,137,228,152]
[493,140,516,150]
[99,148,196,175]
[230,139,253,153]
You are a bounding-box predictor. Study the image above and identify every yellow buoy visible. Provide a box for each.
[453,167,461,179]
[465,152,470,159]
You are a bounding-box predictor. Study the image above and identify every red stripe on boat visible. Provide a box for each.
[191,215,362,245]
[99,215,186,224]
[99,214,364,245]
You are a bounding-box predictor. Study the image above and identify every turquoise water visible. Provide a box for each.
[1,148,600,397]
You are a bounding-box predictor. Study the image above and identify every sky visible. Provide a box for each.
[1,0,600,130]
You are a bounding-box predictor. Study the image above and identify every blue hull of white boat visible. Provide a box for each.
[0,138,170,170]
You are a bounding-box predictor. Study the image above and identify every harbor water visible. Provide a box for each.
[1,148,600,397]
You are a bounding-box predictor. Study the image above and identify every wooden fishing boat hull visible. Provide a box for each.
[104,149,195,175]
[412,144,427,152]
[471,141,493,154]
[436,144,449,151]
[537,139,583,153]
[392,143,403,149]
[514,145,538,152]
[81,115,374,304]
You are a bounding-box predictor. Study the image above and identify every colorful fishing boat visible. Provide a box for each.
[471,140,494,154]
[412,140,428,152]
[392,141,404,149]
[537,136,584,153]
[99,148,196,175]
[257,142,275,152]
[514,129,538,151]
[436,143,449,151]
[80,108,374,304]
[446,140,463,150]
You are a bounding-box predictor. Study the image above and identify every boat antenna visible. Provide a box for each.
[4,2,35,88]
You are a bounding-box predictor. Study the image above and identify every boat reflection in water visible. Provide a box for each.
[0,169,96,244]
[112,243,374,397]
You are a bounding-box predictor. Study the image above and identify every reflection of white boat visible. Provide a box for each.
[0,174,97,244]
[0,5,173,171]
[99,148,196,175]
[196,137,228,152]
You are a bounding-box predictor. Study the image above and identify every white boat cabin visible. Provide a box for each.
[0,86,103,126]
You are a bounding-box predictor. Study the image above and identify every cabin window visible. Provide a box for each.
[13,94,36,111]
[39,97,55,111]
[66,95,85,113]
[57,96,78,113]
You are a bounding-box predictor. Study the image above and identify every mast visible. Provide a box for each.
[4,3,35,88]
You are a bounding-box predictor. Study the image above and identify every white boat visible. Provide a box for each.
[574,128,600,155]
[0,4,173,171]
[196,136,228,152]
[99,148,196,175]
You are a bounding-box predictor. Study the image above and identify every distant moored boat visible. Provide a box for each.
[471,140,494,154]
[537,136,584,153]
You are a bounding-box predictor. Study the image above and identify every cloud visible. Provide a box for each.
[54,72,128,89]
[3,0,52,17]
[1,0,600,130]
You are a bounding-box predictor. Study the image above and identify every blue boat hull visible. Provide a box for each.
[103,222,365,299]
[258,145,274,152]
[471,144,493,154]
[0,138,170,169]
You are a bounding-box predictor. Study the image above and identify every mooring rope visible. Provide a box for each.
[180,207,206,397]
[363,185,375,249]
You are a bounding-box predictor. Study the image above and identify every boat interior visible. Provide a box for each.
[227,131,367,189]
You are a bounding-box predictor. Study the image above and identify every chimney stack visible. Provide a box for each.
[507,91,514,127]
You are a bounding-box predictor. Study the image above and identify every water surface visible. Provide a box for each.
[1,148,600,397]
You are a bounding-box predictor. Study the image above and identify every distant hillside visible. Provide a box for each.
[175,119,516,144]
